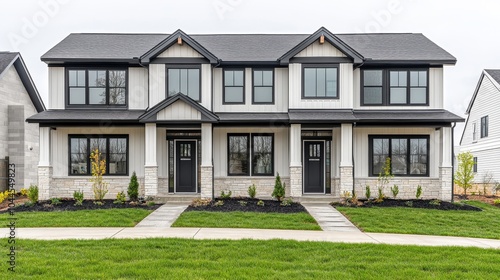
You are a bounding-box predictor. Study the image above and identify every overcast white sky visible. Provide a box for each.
[1,0,499,142]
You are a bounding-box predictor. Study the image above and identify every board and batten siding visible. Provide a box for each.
[157,43,203,58]
[353,67,444,109]
[156,128,168,178]
[289,63,353,109]
[50,127,145,177]
[295,41,347,57]
[353,127,440,178]
[213,67,288,112]
[213,127,289,177]
[128,67,148,109]
[157,100,201,120]
[48,67,65,109]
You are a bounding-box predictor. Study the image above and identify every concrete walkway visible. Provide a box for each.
[2,227,500,248]
[135,202,189,228]
[302,203,361,232]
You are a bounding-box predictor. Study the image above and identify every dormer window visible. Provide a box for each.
[67,69,127,106]
[167,66,201,101]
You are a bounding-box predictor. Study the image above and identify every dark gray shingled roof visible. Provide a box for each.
[353,110,464,123]
[217,113,289,123]
[0,52,19,74]
[484,69,500,84]
[27,110,145,123]
[41,31,455,64]
[288,110,356,123]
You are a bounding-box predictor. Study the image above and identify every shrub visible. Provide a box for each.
[214,200,224,207]
[20,188,28,197]
[128,171,139,202]
[147,201,155,207]
[257,200,265,207]
[239,200,247,206]
[114,191,127,205]
[405,201,413,207]
[429,199,441,206]
[248,184,257,199]
[454,152,475,197]
[280,198,293,207]
[220,190,232,199]
[50,198,61,206]
[390,185,399,199]
[375,187,385,203]
[365,185,371,200]
[0,191,8,204]
[493,199,500,205]
[23,201,34,207]
[416,185,423,199]
[28,184,39,204]
[90,148,108,202]
[377,157,393,193]
[272,173,285,202]
[191,198,211,207]
[73,190,84,206]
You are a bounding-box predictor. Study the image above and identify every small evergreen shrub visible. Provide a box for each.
[272,173,285,202]
[416,185,423,199]
[404,201,413,207]
[375,187,385,203]
[493,199,500,205]
[390,185,399,199]
[50,198,61,206]
[128,171,139,201]
[220,190,232,199]
[27,184,39,204]
[429,199,441,206]
[114,191,127,205]
[257,200,265,207]
[20,188,28,197]
[365,185,371,199]
[73,190,84,206]
[214,200,224,207]
[147,201,155,207]
[239,200,248,206]
[280,198,293,207]
[248,184,257,199]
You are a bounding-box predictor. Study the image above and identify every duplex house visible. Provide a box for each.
[460,70,500,191]
[28,27,463,201]
[0,52,45,191]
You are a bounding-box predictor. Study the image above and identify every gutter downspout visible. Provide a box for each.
[451,122,456,202]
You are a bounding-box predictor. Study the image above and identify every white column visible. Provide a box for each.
[200,123,213,198]
[289,124,302,197]
[441,127,452,168]
[38,127,51,200]
[440,126,453,201]
[339,123,353,195]
[144,123,158,197]
[39,127,51,166]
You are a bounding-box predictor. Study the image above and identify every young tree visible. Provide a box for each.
[128,171,139,201]
[90,148,108,203]
[272,173,285,202]
[455,152,475,197]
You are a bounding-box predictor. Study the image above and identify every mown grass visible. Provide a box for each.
[337,201,500,239]
[2,239,500,279]
[0,208,153,227]
[172,211,321,230]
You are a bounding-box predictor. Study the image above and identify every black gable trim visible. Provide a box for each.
[11,55,46,113]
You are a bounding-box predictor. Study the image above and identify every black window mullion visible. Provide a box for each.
[105,70,109,105]
[106,138,110,176]
[406,138,411,175]
[86,138,91,175]
[85,70,89,105]
[406,71,411,105]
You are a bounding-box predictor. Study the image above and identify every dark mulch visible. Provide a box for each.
[332,199,482,211]
[185,198,306,213]
[1,198,161,213]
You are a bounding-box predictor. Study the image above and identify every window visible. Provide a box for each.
[361,69,428,106]
[473,157,478,173]
[167,67,200,101]
[481,116,488,138]
[228,133,274,176]
[369,136,429,176]
[303,65,338,99]
[472,122,477,142]
[67,69,126,106]
[224,69,245,104]
[253,69,274,104]
[69,135,128,176]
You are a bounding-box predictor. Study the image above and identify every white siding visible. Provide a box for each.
[128,67,148,109]
[156,128,168,177]
[149,64,165,107]
[157,100,201,120]
[295,41,347,57]
[353,127,439,178]
[213,67,288,112]
[289,63,352,109]
[51,127,145,177]
[48,67,64,109]
[157,43,203,58]
[201,64,212,110]
[213,127,289,177]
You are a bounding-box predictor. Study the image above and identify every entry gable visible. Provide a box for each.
[139,93,218,123]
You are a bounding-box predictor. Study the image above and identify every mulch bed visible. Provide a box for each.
[185,198,307,213]
[0,198,161,213]
[332,199,482,211]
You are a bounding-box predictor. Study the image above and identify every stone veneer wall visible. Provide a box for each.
[339,166,353,196]
[439,167,452,201]
[144,166,158,196]
[214,176,290,199]
[289,166,302,197]
[200,166,213,198]
[353,177,443,200]
[37,166,52,200]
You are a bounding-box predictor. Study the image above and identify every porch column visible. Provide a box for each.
[144,123,158,197]
[440,126,453,201]
[339,123,353,196]
[38,127,51,200]
[289,124,302,197]
[200,123,213,199]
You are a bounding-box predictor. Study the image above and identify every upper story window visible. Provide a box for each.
[362,69,428,106]
[481,115,488,138]
[67,69,127,106]
[224,69,245,104]
[253,69,274,104]
[303,64,338,99]
[167,66,200,101]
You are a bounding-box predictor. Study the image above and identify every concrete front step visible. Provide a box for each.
[154,194,200,203]
[296,195,340,204]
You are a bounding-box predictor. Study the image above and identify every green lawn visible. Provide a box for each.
[337,201,500,239]
[2,239,500,279]
[0,208,153,227]
[172,211,321,230]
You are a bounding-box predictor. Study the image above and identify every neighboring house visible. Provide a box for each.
[28,27,463,201]
[0,52,45,191]
[460,70,500,189]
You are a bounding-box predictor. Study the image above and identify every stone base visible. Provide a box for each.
[214,176,290,199]
[50,176,145,199]
[290,166,302,197]
[354,178,442,200]
[439,167,453,201]
[339,166,353,197]
[200,166,213,199]
[37,166,52,200]
[144,166,158,197]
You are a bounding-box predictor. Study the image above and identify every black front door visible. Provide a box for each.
[176,141,196,192]
[304,141,324,193]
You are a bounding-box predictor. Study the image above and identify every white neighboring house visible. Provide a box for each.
[460,69,500,188]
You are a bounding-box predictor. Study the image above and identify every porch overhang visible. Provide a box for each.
[26,109,144,126]
[288,109,356,124]
[353,109,465,125]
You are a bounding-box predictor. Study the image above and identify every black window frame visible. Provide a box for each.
[223,68,245,104]
[66,68,128,108]
[481,116,488,138]
[68,134,129,176]
[302,64,339,99]
[165,64,202,102]
[473,157,478,173]
[361,68,429,106]
[252,69,274,104]
[227,133,275,176]
[368,135,430,177]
